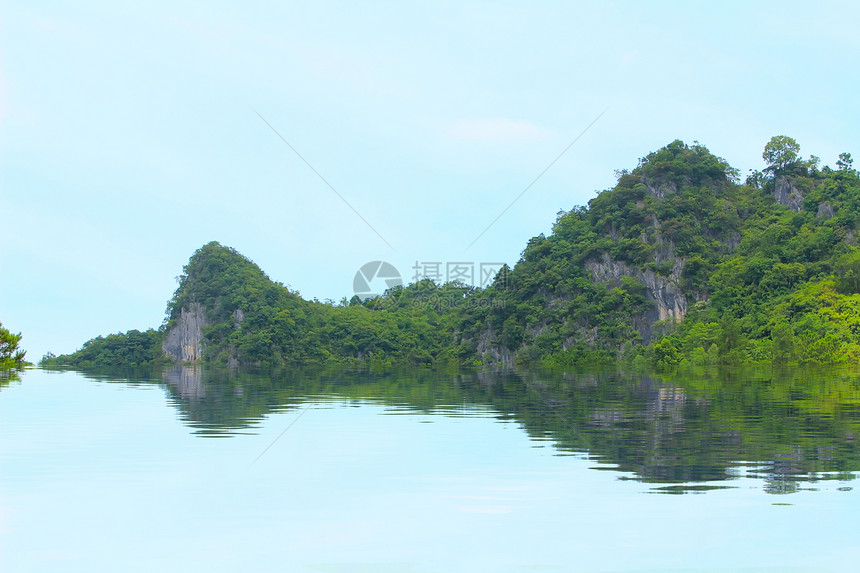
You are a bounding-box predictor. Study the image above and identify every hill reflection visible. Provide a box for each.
[68,365,860,493]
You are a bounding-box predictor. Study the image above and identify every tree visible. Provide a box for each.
[837,152,854,171]
[0,322,28,368]
[835,249,860,294]
[653,338,680,367]
[770,321,795,363]
[762,136,800,172]
[746,169,766,189]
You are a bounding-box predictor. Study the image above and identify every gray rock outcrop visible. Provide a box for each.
[817,202,835,219]
[162,302,207,362]
[585,253,687,341]
[644,178,678,199]
[476,328,515,365]
[773,176,804,212]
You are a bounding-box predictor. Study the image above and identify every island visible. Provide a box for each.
[41,137,860,369]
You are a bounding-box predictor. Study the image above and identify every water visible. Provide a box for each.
[1,366,859,571]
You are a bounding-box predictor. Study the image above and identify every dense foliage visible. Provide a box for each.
[41,329,167,369]
[455,138,860,368]
[456,140,745,365]
[44,137,860,369]
[637,143,860,368]
[0,321,28,368]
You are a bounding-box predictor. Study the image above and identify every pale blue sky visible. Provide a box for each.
[2,0,858,359]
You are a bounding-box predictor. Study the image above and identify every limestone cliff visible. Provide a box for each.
[585,253,687,341]
[162,302,207,362]
[773,176,805,212]
[476,328,515,365]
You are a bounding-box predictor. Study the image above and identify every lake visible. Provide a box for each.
[1,366,858,572]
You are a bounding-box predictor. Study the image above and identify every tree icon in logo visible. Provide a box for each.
[353,261,402,301]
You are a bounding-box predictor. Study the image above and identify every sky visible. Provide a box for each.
[1,0,858,360]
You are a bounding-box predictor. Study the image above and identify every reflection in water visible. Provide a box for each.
[163,365,206,399]
[72,365,860,494]
[0,367,22,390]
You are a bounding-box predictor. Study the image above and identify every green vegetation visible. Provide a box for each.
[164,243,468,367]
[43,136,860,370]
[0,321,29,368]
[763,135,801,172]
[41,329,168,369]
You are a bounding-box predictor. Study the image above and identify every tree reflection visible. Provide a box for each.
[70,365,860,493]
[0,367,22,390]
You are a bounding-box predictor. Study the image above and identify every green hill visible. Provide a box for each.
[43,137,860,369]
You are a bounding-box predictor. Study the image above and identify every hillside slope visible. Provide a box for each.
[457,139,860,366]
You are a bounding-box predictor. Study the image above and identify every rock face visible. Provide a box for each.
[643,178,677,199]
[817,202,835,219]
[233,308,245,329]
[162,302,207,362]
[585,253,687,341]
[476,328,514,365]
[477,248,691,364]
[773,176,804,212]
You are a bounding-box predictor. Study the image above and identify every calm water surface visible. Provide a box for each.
[1,366,859,572]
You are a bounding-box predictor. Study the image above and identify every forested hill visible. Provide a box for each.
[42,137,860,369]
